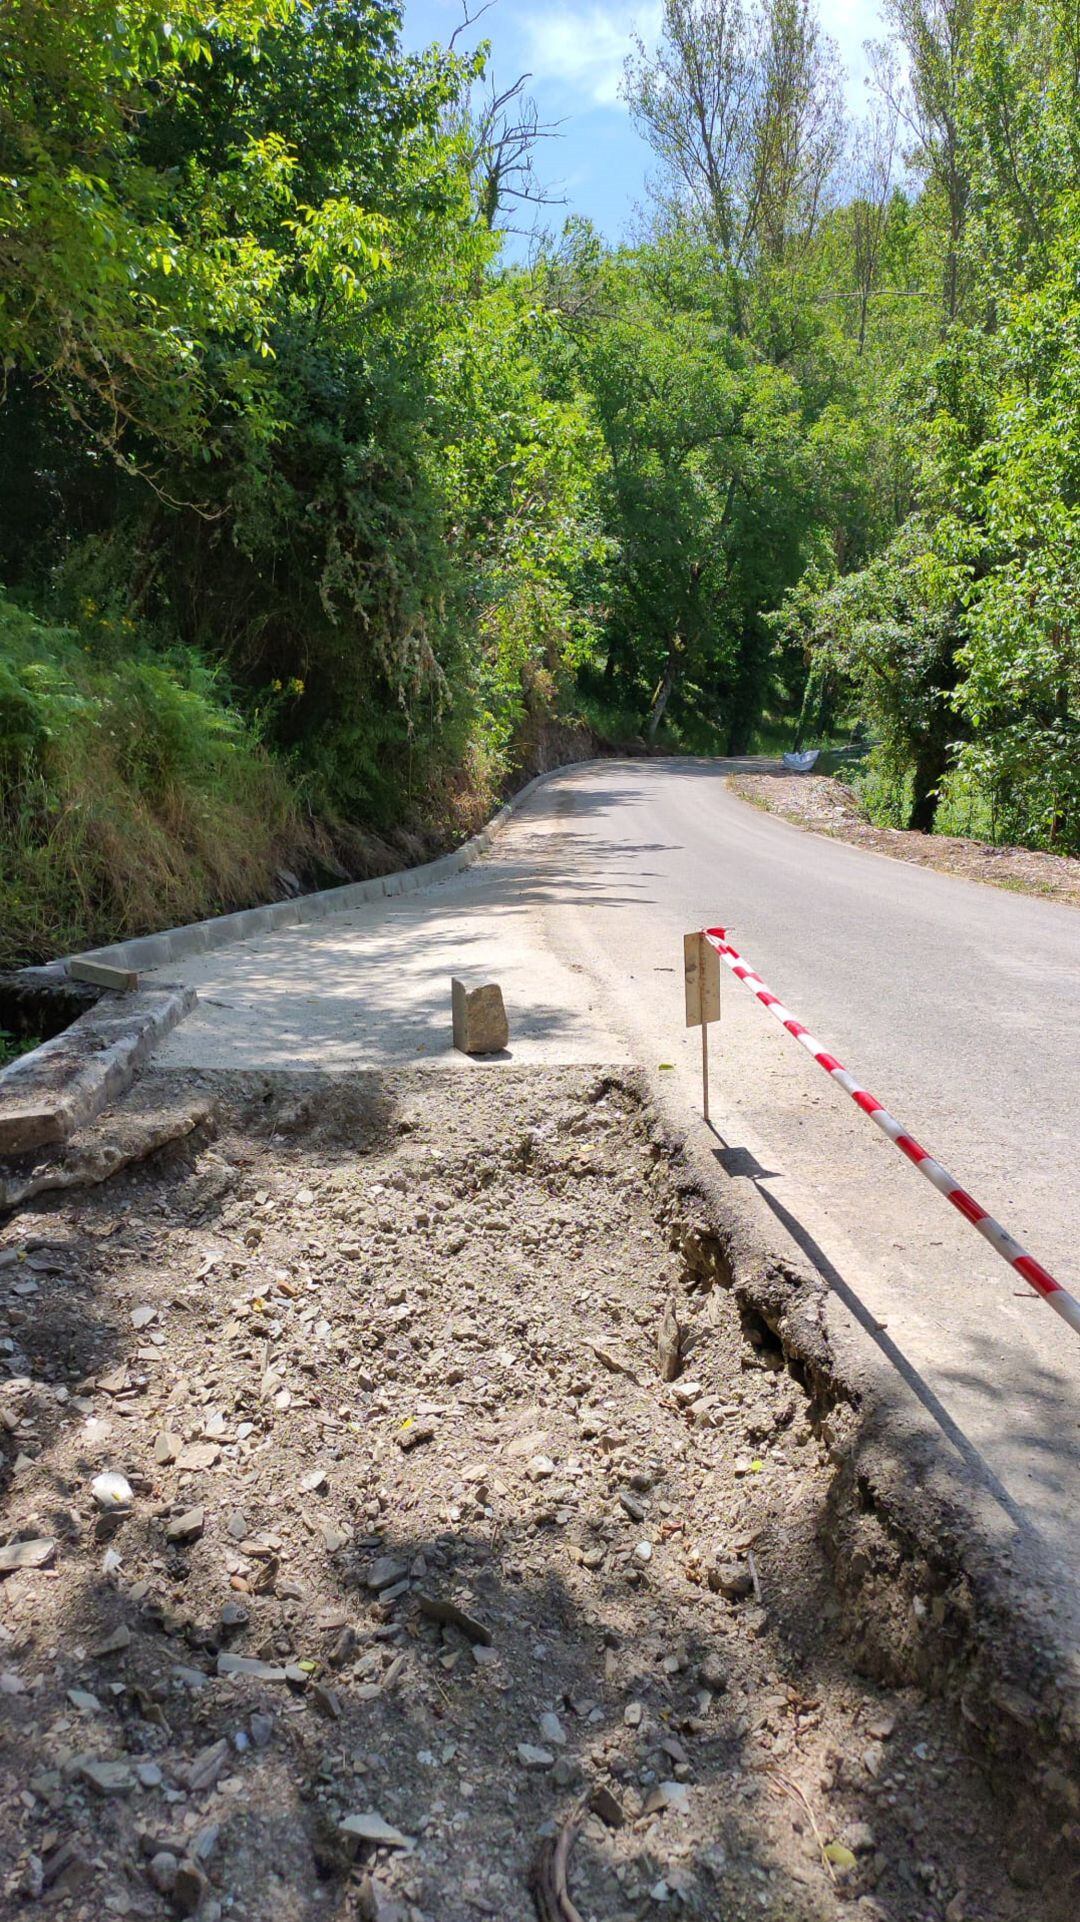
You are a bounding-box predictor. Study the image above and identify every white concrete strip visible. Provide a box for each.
[0,985,197,1152]
[63,760,599,981]
[146,764,629,1072]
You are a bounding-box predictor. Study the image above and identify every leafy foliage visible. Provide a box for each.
[0,593,308,964]
[1,0,1078,964]
[772,0,1080,850]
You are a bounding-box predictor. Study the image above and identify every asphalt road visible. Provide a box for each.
[152,758,1080,1609]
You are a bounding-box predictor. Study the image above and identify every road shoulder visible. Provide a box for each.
[0,1064,1068,1917]
[726,771,1080,911]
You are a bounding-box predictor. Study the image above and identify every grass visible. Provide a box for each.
[0,594,321,968]
[568,693,650,750]
[0,1026,39,1068]
[848,757,1007,844]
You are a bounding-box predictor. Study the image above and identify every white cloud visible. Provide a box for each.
[521,4,663,108]
[519,3,884,110]
[820,0,885,89]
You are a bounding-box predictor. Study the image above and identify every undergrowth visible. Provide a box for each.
[850,756,1009,844]
[0,1027,38,1068]
[0,595,318,968]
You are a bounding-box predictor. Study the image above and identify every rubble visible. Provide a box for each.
[0,1066,1061,1921]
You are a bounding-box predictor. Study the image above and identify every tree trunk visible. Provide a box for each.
[646,637,681,742]
[908,733,949,834]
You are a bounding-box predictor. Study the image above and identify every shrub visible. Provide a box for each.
[0,595,314,965]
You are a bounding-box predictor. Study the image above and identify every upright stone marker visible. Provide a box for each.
[451,979,509,1056]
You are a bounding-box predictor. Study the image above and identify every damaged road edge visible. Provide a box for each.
[0,985,198,1160]
[1,1060,1073,1916]
[629,1068,1080,1839]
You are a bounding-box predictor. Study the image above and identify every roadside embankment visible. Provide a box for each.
[0,585,606,972]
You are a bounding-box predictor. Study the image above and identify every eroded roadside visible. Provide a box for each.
[0,1069,1070,1921]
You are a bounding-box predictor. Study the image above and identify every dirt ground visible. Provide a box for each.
[727,774,1080,910]
[0,1069,1067,1922]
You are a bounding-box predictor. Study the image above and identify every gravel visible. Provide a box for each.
[0,1065,1065,1921]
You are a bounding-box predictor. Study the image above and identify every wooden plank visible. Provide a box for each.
[683,931,720,1028]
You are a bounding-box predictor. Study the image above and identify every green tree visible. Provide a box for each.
[624,0,845,277]
[1,2,492,821]
[575,241,845,750]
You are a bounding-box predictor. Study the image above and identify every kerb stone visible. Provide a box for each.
[451,979,508,1056]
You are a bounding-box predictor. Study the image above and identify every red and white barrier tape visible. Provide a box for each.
[702,926,1080,1339]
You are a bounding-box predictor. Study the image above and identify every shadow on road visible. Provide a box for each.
[707,1129,1035,1543]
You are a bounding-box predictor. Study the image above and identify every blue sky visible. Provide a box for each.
[401,1,889,243]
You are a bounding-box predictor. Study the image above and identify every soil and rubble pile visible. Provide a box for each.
[0,1069,1063,1921]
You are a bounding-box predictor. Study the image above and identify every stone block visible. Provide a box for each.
[0,1104,70,1155]
[0,984,196,1161]
[451,979,509,1056]
[69,958,141,992]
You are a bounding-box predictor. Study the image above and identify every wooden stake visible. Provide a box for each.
[683,928,720,1125]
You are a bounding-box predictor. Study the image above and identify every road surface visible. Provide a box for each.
[151,758,1080,1611]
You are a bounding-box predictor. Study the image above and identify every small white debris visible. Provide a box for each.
[74,1756,136,1795]
[217,1653,287,1680]
[91,1472,133,1509]
[66,1688,102,1714]
[538,1712,567,1747]
[672,1380,705,1405]
[0,1537,55,1574]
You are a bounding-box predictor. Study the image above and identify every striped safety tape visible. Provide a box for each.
[702,926,1080,1340]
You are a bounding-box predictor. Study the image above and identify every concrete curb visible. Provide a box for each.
[57,759,600,981]
[0,985,197,1157]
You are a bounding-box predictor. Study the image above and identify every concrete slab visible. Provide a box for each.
[69,958,140,992]
[0,984,197,1155]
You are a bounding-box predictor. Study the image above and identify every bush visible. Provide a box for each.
[0,595,314,965]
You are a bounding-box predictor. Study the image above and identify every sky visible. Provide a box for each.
[401,1,889,244]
